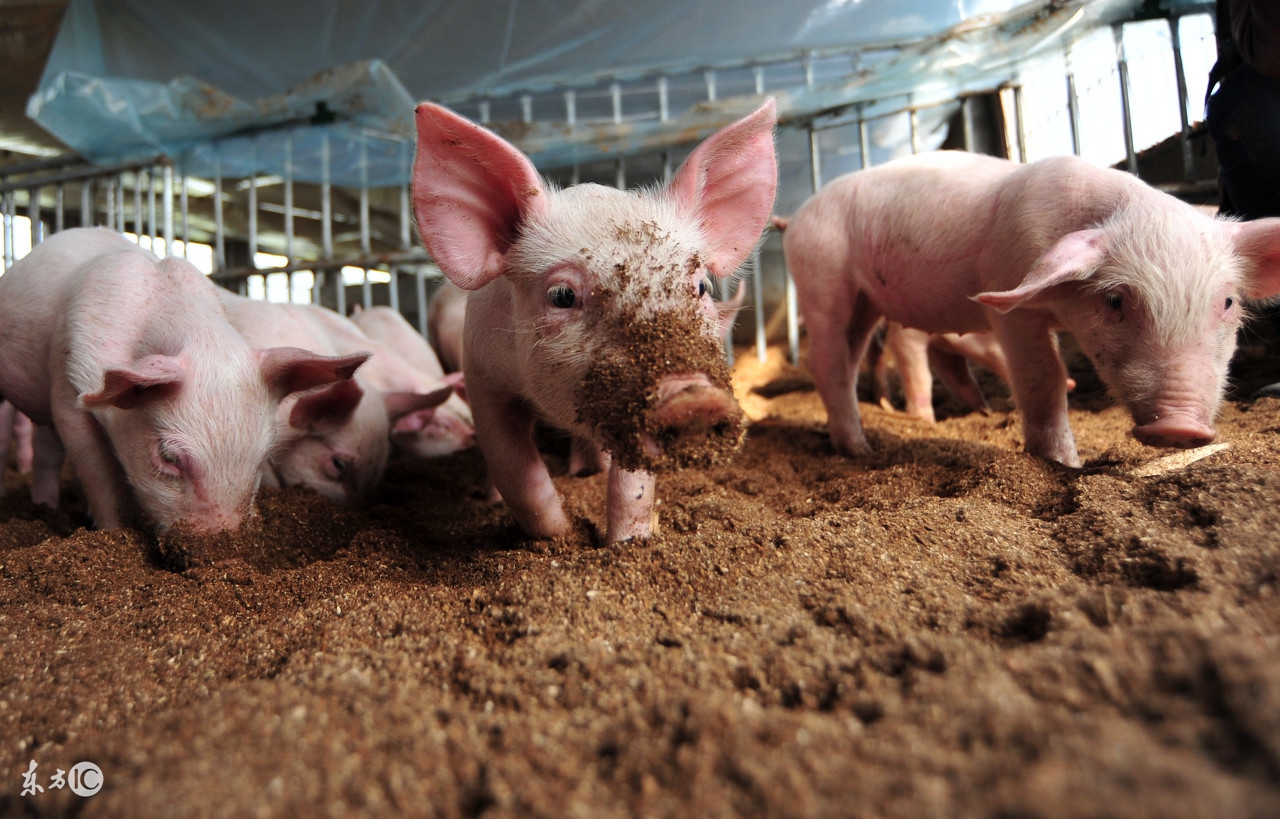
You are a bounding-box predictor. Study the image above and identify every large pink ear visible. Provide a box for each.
[81,355,185,409]
[289,378,364,432]
[258,348,370,401]
[383,386,454,423]
[974,229,1108,313]
[1227,217,1280,299]
[412,102,549,291]
[668,98,778,278]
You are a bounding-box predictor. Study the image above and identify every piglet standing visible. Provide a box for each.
[783,151,1280,467]
[412,99,777,543]
[0,227,368,534]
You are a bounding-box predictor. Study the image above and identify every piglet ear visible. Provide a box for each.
[974,228,1108,313]
[669,98,778,278]
[289,378,365,432]
[412,102,549,291]
[258,347,370,401]
[383,386,454,423]
[1227,217,1280,299]
[81,355,185,410]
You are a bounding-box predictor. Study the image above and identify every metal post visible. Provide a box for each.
[180,172,189,257]
[416,269,428,336]
[909,108,921,155]
[55,183,64,233]
[616,157,626,190]
[1169,15,1195,181]
[214,159,225,271]
[752,247,766,363]
[859,115,871,169]
[284,134,295,266]
[3,192,13,269]
[961,97,975,153]
[162,164,173,255]
[657,77,668,122]
[27,187,41,246]
[1114,24,1139,175]
[105,178,116,232]
[1066,73,1083,157]
[114,175,124,233]
[705,70,717,102]
[248,142,259,265]
[80,178,92,228]
[520,94,533,123]
[147,166,158,250]
[565,89,577,125]
[133,170,143,243]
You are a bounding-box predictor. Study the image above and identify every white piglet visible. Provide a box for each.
[0,228,368,534]
[219,291,453,503]
[411,99,778,543]
[783,151,1280,467]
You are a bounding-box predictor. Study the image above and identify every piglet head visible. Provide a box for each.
[976,207,1280,449]
[82,347,369,534]
[412,99,778,471]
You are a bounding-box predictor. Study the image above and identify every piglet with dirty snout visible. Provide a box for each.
[0,227,369,534]
[412,99,778,543]
[784,151,1280,467]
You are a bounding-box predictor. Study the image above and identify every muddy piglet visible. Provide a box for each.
[412,99,777,543]
[0,227,369,533]
[784,151,1280,467]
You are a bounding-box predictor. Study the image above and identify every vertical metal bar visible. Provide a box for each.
[478,101,491,124]
[362,269,372,309]
[162,164,174,255]
[1114,24,1139,175]
[80,178,92,228]
[909,108,921,154]
[657,77,668,122]
[180,172,190,257]
[214,159,225,271]
[147,166,158,249]
[114,175,124,233]
[520,94,533,123]
[565,89,577,125]
[808,127,823,191]
[3,193,13,269]
[284,133,295,264]
[961,97,975,153]
[248,143,259,265]
[399,140,411,250]
[55,183,65,233]
[1066,72,1083,157]
[1014,85,1029,166]
[803,54,814,90]
[1169,15,1195,181]
[616,157,626,190]
[27,187,41,246]
[133,170,144,243]
[416,268,428,336]
[611,82,622,123]
[705,70,717,102]
[753,65,765,95]
[752,246,766,363]
[859,115,871,169]
[359,132,372,310]
[321,132,334,309]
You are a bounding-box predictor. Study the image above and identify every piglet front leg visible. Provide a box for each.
[606,465,657,543]
[993,315,1080,468]
[474,389,570,539]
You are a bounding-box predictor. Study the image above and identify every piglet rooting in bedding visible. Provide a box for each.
[574,253,745,474]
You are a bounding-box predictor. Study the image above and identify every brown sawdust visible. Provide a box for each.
[2,332,1280,817]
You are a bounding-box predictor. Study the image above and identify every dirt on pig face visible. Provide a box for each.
[572,226,745,473]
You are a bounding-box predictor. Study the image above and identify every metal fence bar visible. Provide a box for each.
[162,165,174,254]
[752,246,766,363]
[1114,24,1139,175]
[27,187,40,246]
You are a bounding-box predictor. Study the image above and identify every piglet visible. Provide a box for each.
[425,281,468,374]
[0,227,368,533]
[0,400,34,482]
[294,303,475,458]
[783,151,1280,467]
[412,99,777,543]
[219,291,453,503]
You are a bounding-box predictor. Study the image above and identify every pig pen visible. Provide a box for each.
[3,331,1280,817]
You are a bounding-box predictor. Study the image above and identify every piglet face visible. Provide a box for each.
[504,185,744,471]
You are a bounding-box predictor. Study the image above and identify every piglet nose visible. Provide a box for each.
[1132,417,1217,449]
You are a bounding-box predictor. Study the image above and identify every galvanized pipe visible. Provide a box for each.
[1168,15,1195,181]
[415,268,428,336]
[55,183,65,233]
[28,187,41,246]
[162,164,173,254]
[80,178,92,228]
[752,246,766,363]
[1114,24,1139,175]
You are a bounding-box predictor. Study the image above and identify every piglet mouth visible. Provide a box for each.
[1131,414,1217,449]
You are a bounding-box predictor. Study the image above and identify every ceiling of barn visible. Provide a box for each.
[1,0,1198,171]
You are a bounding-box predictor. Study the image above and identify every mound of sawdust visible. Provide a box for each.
[3,335,1280,817]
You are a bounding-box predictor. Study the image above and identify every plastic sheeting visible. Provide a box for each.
[26,0,1206,185]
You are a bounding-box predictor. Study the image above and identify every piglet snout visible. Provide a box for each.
[641,375,743,459]
[1131,416,1217,449]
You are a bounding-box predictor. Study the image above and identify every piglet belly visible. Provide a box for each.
[861,258,990,335]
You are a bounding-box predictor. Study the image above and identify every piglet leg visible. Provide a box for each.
[886,324,936,422]
[605,465,657,544]
[475,391,570,539]
[30,425,64,508]
[806,296,882,456]
[994,315,1080,468]
[51,402,134,528]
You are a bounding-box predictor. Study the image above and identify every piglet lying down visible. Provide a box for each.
[411,99,778,543]
[782,151,1280,467]
[0,227,367,534]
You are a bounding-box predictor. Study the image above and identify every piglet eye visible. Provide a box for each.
[331,455,348,478]
[1105,292,1123,311]
[698,278,710,298]
[547,285,577,309]
[1225,297,1235,310]
[160,445,180,466]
